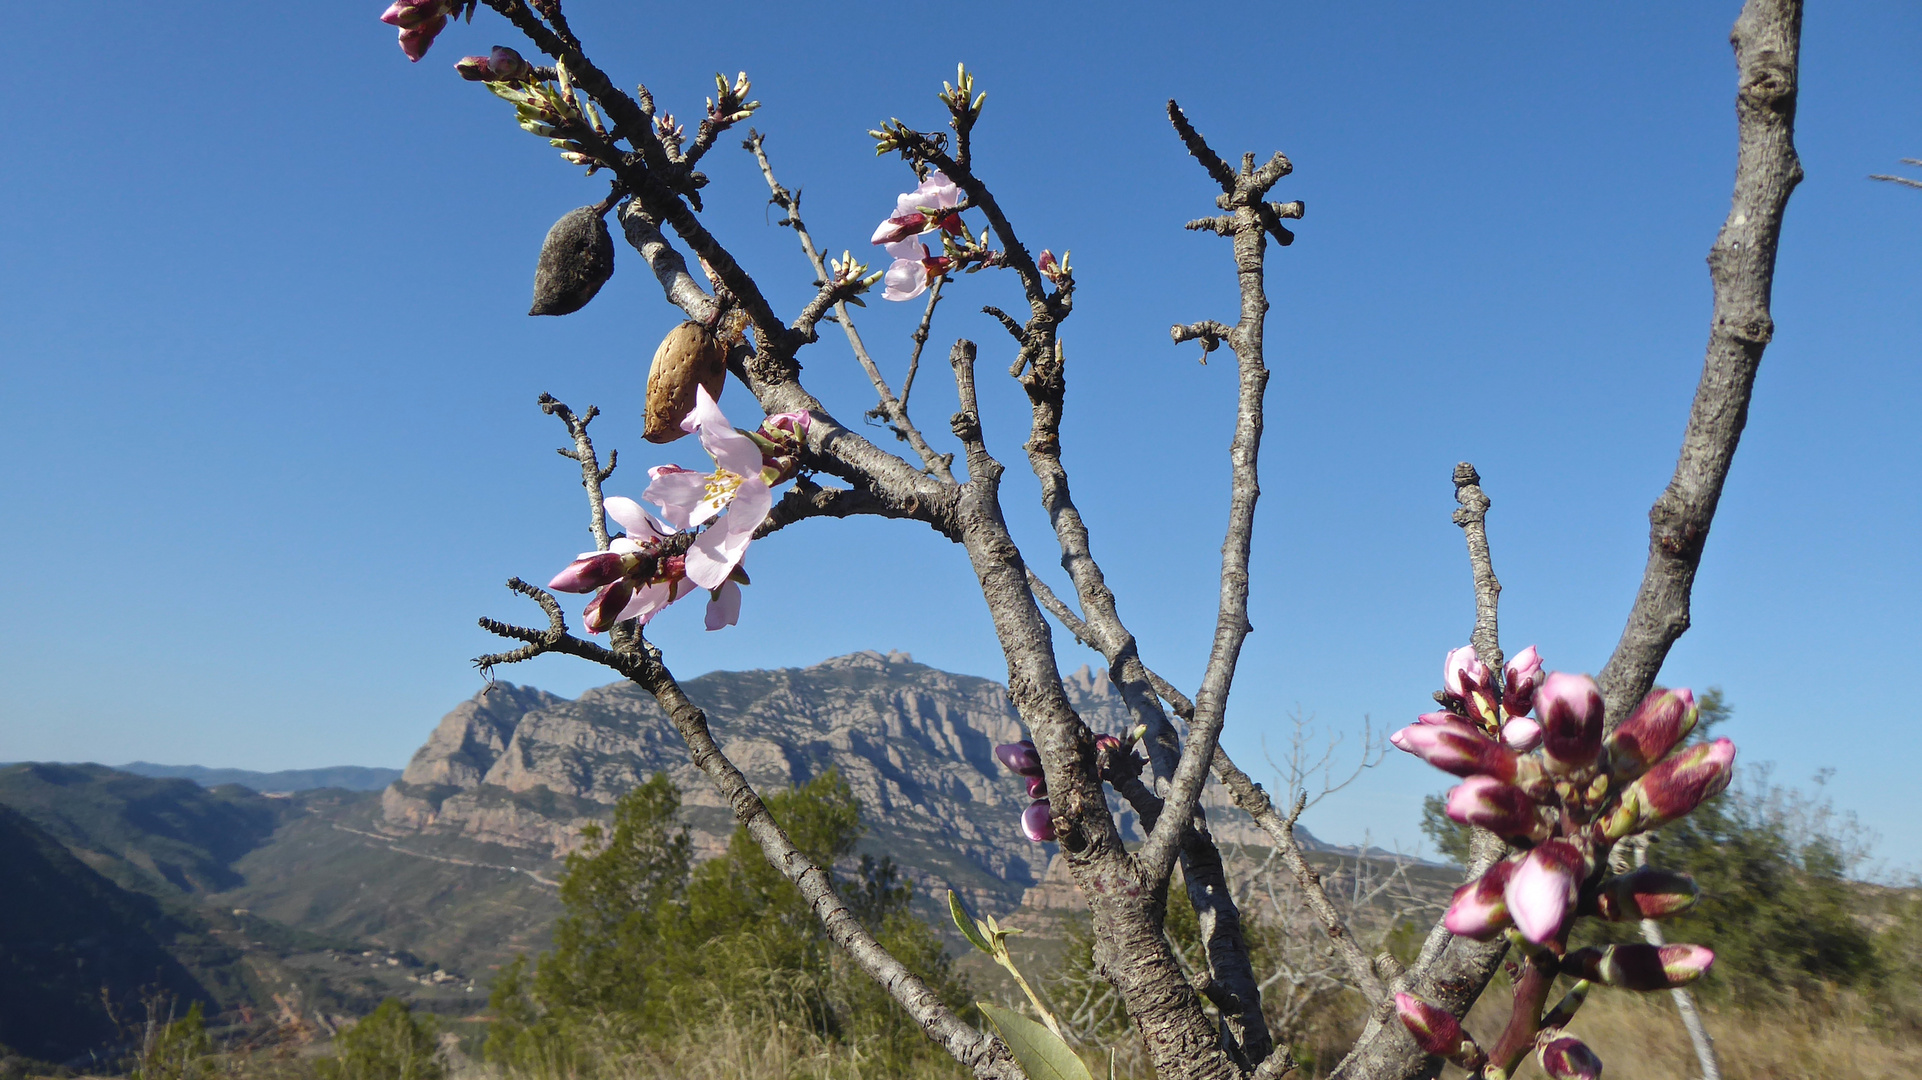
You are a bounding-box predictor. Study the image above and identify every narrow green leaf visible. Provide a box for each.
[978,1002,1094,1080]
[949,890,995,955]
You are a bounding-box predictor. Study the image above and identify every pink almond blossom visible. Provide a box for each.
[1502,644,1545,717]
[1443,859,1515,939]
[643,386,774,591]
[869,171,962,245]
[379,0,458,62]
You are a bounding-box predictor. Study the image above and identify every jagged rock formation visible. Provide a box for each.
[380,651,1279,913]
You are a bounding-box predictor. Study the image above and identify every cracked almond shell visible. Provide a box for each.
[645,320,728,443]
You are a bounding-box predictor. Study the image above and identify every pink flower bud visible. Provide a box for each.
[457,46,534,82]
[1536,672,1604,774]
[870,214,925,245]
[1606,687,1699,778]
[582,579,635,634]
[1026,775,1048,799]
[757,410,812,457]
[994,740,1043,777]
[1393,993,1470,1059]
[1505,839,1586,944]
[1416,711,1461,725]
[1443,860,1515,940]
[1094,734,1122,753]
[1038,250,1057,274]
[1562,943,1714,990]
[548,551,629,594]
[1390,721,1519,782]
[396,18,447,62]
[1501,717,1544,752]
[1443,645,1491,700]
[1502,645,1545,717]
[1537,1036,1603,1080]
[1587,866,1700,921]
[1601,738,1735,839]
[1445,776,1548,842]
[1020,800,1056,843]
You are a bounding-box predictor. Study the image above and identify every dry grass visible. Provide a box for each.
[1451,986,1922,1080]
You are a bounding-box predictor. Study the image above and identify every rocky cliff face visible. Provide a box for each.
[380,651,1279,913]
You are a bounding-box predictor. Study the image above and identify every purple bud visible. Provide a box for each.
[1445,776,1548,843]
[1020,800,1056,843]
[1026,775,1048,799]
[994,740,1043,777]
[1502,645,1546,717]
[1505,839,1586,944]
[1094,733,1122,752]
[1443,860,1516,940]
[396,18,447,62]
[1536,672,1605,774]
[1601,738,1735,839]
[582,579,634,634]
[456,55,492,80]
[1501,717,1544,752]
[1390,721,1519,783]
[548,551,629,594]
[1562,943,1714,991]
[1587,867,1700,921]
[758,410,812,454]
[1393,993,1469,1059]
[1537,1036,1603,1080]
[1606,687,1699,779]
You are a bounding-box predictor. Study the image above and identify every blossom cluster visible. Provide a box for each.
[869,171,962,302]
[547,388,809,633]
[1390,645,1733,1078]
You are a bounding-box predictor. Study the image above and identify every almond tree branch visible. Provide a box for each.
[1140,101,1283,911]
[1594,0,1803,730]
[1018,332,1274,1064]
[539,394,616,549]
[1450,462,1502,671]
[744,131,956,482]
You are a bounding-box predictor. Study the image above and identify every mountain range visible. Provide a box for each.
[0,651,1314,1065]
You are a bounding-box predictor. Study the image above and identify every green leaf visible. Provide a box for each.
[978,1002,1093,1080]
[949,890,996,955]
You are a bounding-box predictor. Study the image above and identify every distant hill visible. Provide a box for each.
[0,803,212,1066]
[116,762,403,793]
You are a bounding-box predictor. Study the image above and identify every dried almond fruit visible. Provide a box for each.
[645,320,727,443]
[529,206,615,316]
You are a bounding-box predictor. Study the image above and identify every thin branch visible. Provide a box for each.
[1869,158,1922,189]
[1594,0,1803,730]
[899,277,944,412]
[1633,837,1723,1080]
[539,394,616,549]
[744,131,956,483]
[1450,462,1502,671]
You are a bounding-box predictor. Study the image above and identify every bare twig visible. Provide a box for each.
[1869,158,1922,189]
[1595,0,1803,730]
[539,394,616,549]
[1632,837,1722,1080]
[1451,462,1502,671]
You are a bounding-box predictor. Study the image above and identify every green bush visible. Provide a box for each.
[132,1002,214,1080]
[319,999,442,1080]
[486,770,968,1078]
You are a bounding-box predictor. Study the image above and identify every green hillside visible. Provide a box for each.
[0,803,211,1066]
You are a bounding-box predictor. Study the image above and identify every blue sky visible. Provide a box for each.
[2,3,1917,867]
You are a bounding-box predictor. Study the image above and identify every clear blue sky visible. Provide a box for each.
[2,3,1916,867]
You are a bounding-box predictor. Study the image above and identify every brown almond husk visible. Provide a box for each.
[645,320,728,443]
[529,206,615,316]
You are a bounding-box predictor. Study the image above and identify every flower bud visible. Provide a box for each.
[1501,717,1544,752]
[1502,645,1546,717]
[548,551,629,594]
[1536,672,1604,774]
[1505,839,1586,944]
[1587,866,1700,921]
[1026,775,1048,799]
[397,19,448,62]
[1020,800,1056,843]
[1600,738,1735,839]
[1606,687,1699,779]
[1094,734,1122,753]
[870,214,925,245]
[457,46,535,82]
[1540,980,1589,1031]
[1443,860,1516,940]
[994,740,1043,777]
[1562,943,1714,990]
[1445,776,1549,843]
[1393,993,1475,1061]
[758,410,812,454]
[1537,1036,1603,1080]
[1390,721,1519,782]
[1443,645,1490,699]
[582,579,635,634]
